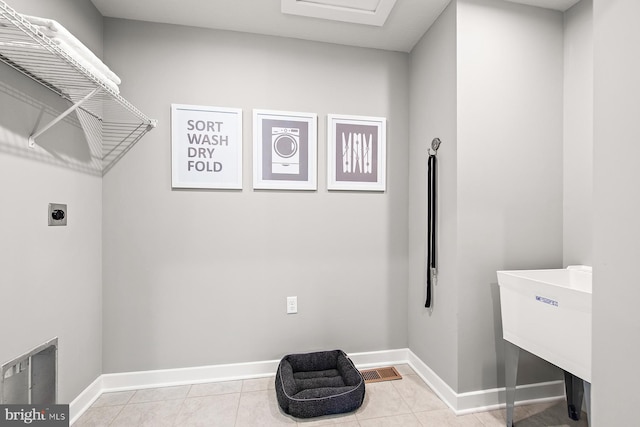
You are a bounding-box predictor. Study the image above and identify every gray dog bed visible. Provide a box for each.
[275,349,365,418]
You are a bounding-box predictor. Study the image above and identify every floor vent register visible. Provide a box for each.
[359,366,402,383]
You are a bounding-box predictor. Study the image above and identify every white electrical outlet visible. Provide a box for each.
[287,296,297,314]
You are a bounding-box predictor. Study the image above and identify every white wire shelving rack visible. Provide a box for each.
[0,0,157,175]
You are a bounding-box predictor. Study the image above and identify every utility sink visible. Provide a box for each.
[497,266,592,382]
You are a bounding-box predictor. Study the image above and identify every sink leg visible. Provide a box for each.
[583,380,591,425]
[505,341,520,427]
[563,371,584,421]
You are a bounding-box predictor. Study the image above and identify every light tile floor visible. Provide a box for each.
[73,364,589,426]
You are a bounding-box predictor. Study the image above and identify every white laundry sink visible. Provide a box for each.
[497,266,592,382]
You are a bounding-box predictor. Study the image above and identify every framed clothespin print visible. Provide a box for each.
[327,114,386,191]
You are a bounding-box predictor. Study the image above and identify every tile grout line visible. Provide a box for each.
[472,411,489,427]
[81,368,578,426]
[170,385,192,427]
[170,397,188,427]
[389,373,422,420]
[101,389,136,427]
[106,404,126,427]
[232,380,247,427]
[107,389,135,427]
[233,387,243,427]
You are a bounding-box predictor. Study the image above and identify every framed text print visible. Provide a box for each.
[253,109,317,190]
[171,104,243,189]
[327,114,386,191]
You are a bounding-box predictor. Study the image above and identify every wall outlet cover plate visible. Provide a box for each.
[48,203,67,226]
[287,296,297,314]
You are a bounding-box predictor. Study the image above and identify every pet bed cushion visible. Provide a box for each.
[275,349,365,418]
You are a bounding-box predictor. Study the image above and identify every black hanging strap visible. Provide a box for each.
[426,153,437,308]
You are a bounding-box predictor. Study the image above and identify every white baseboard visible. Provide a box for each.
[454,380,565,415]
[406,348,459,411]
[100,358,281,392]
[405,350,565,415]
[348,348,410,369]
[69,348,565,423]
[69,375,103,425]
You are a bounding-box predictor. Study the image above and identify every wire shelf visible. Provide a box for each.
[0,0,156,175]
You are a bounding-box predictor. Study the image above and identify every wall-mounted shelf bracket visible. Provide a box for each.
[28,87,101,148]
[1,0,156,174]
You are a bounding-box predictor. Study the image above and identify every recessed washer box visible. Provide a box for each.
[1,338,58,404]
[48,203,67,226]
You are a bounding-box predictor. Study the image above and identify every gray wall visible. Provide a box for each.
[408,0,565,394]
[456,0,564,393]
[408,0,459,390]
[3,0,615,412]
[101,19,410,373]
[563,0,593,267]
[592,0,640,424]
[0,0,103,403]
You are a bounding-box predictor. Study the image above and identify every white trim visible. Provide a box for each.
[69,348,565,422]
[69,375,102,425]
[405,350,565,414]
[455,380,565,415]
[348,348,409,368]
[406,349,459,411]
[101,359,281,392]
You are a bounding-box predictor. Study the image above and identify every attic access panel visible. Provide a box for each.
[281,0,397,26]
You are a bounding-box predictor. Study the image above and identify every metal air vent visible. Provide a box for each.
[359,366,402,383]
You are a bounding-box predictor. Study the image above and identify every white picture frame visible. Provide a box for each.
[327,114,386,191]
[171,104,243,189]
[253,109,317,190]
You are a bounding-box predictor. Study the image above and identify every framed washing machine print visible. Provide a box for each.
[327,114,386,191]
[253,109,317,190]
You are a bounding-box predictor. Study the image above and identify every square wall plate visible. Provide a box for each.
[48,203,67,226]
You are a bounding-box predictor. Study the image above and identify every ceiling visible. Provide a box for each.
[90,0,581,53]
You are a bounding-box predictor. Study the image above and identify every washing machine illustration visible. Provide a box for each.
[271,127,300,174]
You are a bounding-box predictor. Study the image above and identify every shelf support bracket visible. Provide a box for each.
[28,87,102,148]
